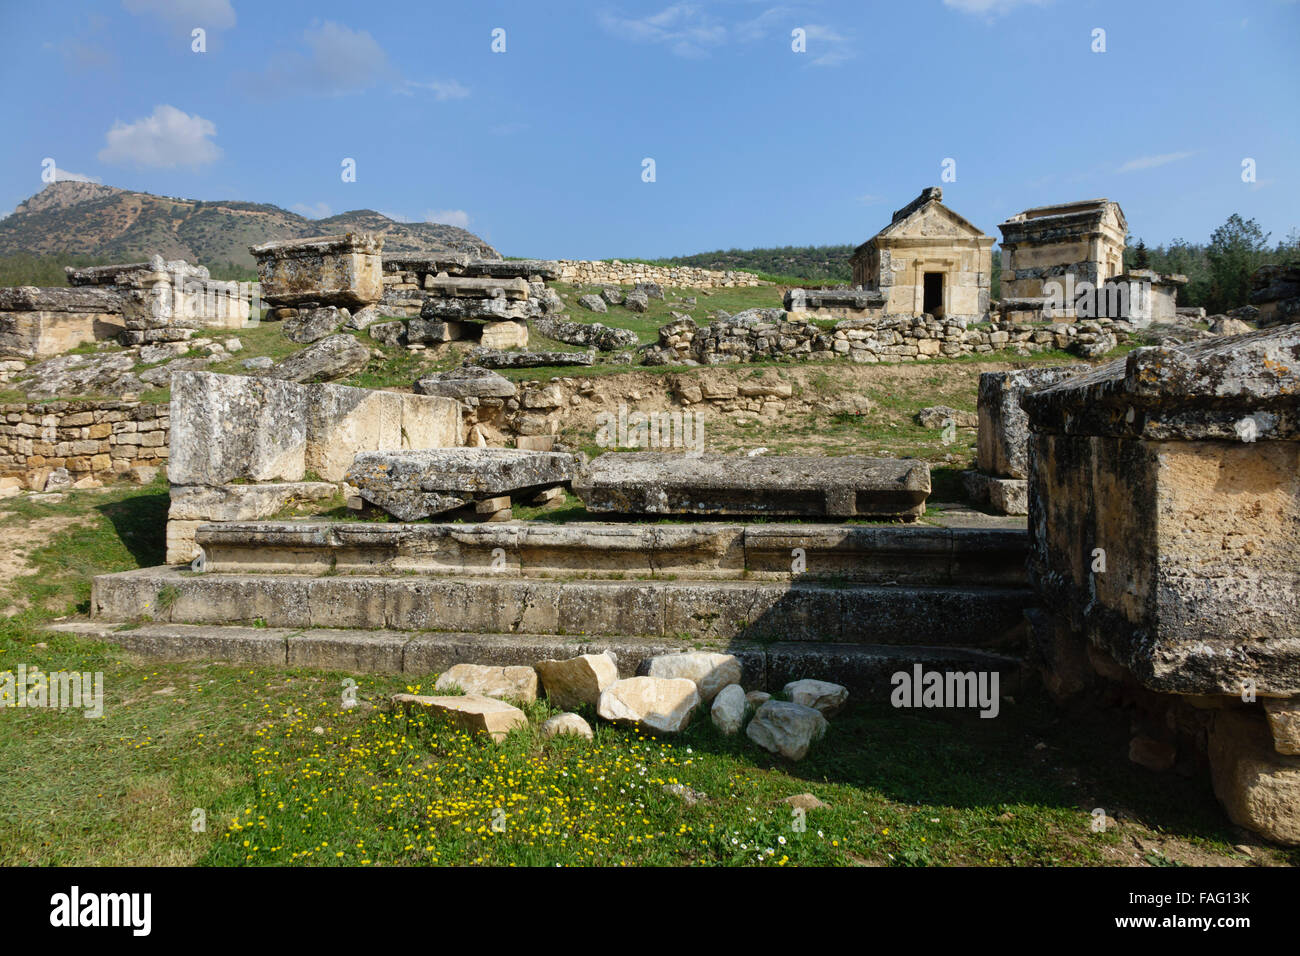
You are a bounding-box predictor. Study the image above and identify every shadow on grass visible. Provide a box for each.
[97,490,169,570]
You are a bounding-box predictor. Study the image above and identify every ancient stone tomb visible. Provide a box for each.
[1023,325,1300,844]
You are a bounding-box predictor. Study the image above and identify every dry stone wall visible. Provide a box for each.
[0,400,167,492]
[555,260,763,289]
[646,311,1133,366]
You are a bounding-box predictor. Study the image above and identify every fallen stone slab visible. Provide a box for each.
[642,651,742,703]
[533,315,639,352]
[463,259,562,281]
[434,662,538,702]
[746,700,828,761]
[391,692,528,742]
[536,651,619,710]
[472,349,596,369]
[597,676,700,733]
[346,448,578,520]
[414,365,517,399]
[573,453,930,520]
[283,305,347,344]
[265,333,371,383]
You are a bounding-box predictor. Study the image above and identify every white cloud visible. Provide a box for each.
[291,201,332,219]
[599,3,727,58]
[942,0,1050,17]
[52,167,103,183]
[802,24,855,67]
[1117,150,1196,173]
[98,104,221,168]
[260,21,392,96]
[122,0,236,33]
[426,209,470,228]
[401,79,471,101]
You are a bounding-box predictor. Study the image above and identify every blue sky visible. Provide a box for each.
[1,0,1297,259]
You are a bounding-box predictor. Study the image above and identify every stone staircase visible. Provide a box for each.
[55,520,1034,693]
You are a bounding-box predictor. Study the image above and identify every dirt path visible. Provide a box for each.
[0,514,94,615]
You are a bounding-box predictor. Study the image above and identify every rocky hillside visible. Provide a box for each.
[0,181,498,270]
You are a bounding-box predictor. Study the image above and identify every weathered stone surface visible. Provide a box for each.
[368,321,406,348]
[414,365,517,400]
[711,683,747,735]
[16,352,143,398]
[391,692,527,742]
[345,448,577,520]
[915,405,977,429]
[169,482,338,522]
[746,690,772,706]
[472,349,596,369]
[578,294,607,313]
[643,651,742,703]
[434,663,539,703]
[1264,699,1300,756]
[624,292,650,313]
[600,288,623,305]
[962,471,1028,516]
[283,305,346,344]
[783,678,849,716]
[251,234,384,308]
[1209,709,1300,845]
[266,333,370,383]
[781,792,829,810]
[535,652,618,710]
[1025,327,1300,698]
[479,321,529,350]
[746,700,828,761]
[540,712,593,740]
[977,366,1086,479]
[0,285,124,313]
[597,676,700,733]
[785,287,885,312]
[169,372,309,484]
[533,315,639,352]
[1129,735,1177,772]
[573,453,930,520]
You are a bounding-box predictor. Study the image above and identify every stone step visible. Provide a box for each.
[90,567,1031,647]
[48,621,1023,697]
[194,520,1028,586]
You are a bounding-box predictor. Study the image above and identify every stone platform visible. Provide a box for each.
[50,621,1021,697]
[190,519,1027,584]
[573,453,930,519]
[89,566,1031,647]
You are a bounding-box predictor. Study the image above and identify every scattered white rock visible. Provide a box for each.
[535,651,619,710]
[643,652,742,704]
[434,663,539,703]
[597,676,700,734]
[746,700,828,761]
[745,690,771,706]
[783,679,849,717]
[540,712,593,741]
[711,683,747,735]
[391,692,527,742]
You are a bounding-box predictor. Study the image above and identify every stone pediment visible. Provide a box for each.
[875,201,987,242]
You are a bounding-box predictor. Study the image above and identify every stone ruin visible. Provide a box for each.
[1022,325,1300,844]
[0,255,251,361]
[962,365,1087,515]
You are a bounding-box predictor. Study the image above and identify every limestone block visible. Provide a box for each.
[391,693,527,742]
[976,366,1085,478]
[783,678,849,716]
[597,676,700,734]
[711,683,747,735]
[434,663,539,703]
[251,234,384,308]
[642,652,742,703]
[535,652,619,710]
[540,712,593,740]
[479,321,529,350]
[746,700,828,761]
[1264,699,1300,755]
[1209,709,1300,845]
[168,371,309,485]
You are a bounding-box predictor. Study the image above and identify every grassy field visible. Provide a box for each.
[0,483,1293,867]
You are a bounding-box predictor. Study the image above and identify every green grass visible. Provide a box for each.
[0,482,1292,867]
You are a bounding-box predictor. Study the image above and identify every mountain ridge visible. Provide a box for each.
[0,181,499,270]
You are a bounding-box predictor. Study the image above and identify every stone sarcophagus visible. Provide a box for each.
[251,233,384,309]
[1022,325,1300,843]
